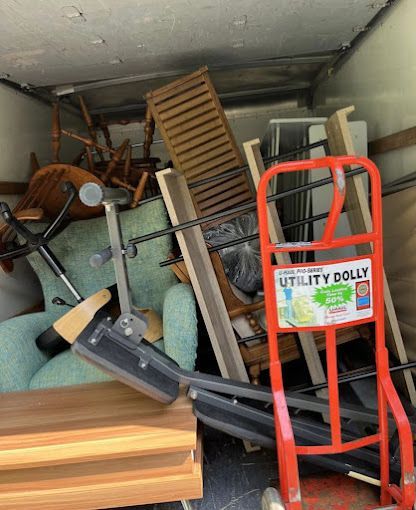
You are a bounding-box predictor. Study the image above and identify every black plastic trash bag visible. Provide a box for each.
[203,212,262,294]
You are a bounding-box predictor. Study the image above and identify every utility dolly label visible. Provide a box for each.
[274,258,373,328]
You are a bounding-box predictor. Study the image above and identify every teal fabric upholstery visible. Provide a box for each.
[0,199,198,392]
[163,283,197,371]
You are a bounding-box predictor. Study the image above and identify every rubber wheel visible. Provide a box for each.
[261,487,285,510]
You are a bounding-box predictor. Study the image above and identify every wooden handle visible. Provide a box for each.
[99,114,113,149]
[110,176,136,192]
[14,207,44,222]
[143,107,155,160]
[85,146,96,174]
[102,138,129,184]
[79,95,104,162]
[51,102,61,163]
[61,129,115,155]
[228,300,265,319]
[130,171,149,208]
[53,289,111,344]
[123,144,132,182]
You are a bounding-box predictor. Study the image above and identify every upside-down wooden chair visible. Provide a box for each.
[70,97,161,207]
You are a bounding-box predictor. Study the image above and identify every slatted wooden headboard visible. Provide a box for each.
[146,67,253,226]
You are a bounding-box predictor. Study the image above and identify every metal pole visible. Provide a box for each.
[159,211,331,268]
[104,203,133,314]
[128,167,366,246]
[139,139,329,206]
[296,361,416,394]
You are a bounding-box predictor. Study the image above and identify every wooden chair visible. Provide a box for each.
[71,98,161,207]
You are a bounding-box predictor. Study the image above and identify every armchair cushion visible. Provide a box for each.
[163,283,197,371]
[0,312,51,392]
[29,349,112,390]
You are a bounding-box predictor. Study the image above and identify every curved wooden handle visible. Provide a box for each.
[130,171,149,208]
[61,129,115,155]
[53,289,111,344]
[0,208,44,238]
[99,114,113,149]
[14,208,45,222]
[143,107,155,160]
[123,144,132,182]
[102,138,130,184]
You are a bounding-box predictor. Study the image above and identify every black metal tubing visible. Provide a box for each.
[44,182,77,240]
[190,386,401,483]
[0,244,32,261]
[159,210,331,268]
[129,166,366,246]
[296,361,416,394]
[0,184,76,261]
[139,139,328,206]
[237,332,267,344]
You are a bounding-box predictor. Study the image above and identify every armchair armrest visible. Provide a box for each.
[0,312,52,392]
[163,283,197,371]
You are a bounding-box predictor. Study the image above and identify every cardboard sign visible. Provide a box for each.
[274,258,373,328]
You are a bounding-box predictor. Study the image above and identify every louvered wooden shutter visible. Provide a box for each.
[146,67,253,226]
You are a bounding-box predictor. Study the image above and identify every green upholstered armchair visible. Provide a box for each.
[0,199,198,392]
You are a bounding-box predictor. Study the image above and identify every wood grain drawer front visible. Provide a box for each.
[0,382,196,470]
[0,438,203,509]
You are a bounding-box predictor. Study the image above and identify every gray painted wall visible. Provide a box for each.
[314,0,415,184]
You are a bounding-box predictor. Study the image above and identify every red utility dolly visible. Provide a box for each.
[257,156,415,510]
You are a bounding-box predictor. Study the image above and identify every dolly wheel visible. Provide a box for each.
[261,487,285,509]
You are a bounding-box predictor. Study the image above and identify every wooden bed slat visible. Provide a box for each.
[183,151,237,179]
[168,109,220,138]
[156,82,210,114]
[178,136,231,164]
[172,118,224,148]
[174,125,226,155]
[198,183,252,211]
[193,173,247,201]
[149,69,207,103]
[159,92,213,122]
